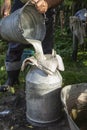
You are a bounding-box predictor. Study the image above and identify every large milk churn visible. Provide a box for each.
[22,52,65,126]
[26,67,62,126]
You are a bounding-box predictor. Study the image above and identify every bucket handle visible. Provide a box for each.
[22,0,35,9]
[22,0,47,21]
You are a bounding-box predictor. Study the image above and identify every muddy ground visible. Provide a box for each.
[0,89,87,130]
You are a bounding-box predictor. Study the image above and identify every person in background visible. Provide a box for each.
[0,0,63,92]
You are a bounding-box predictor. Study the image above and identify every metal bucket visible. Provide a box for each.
[61,83,87,130]
[26,66,63,126]
[0,3,46,44]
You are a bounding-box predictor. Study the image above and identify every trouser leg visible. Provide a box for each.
[0,43,24,92]
[42,10,55,54]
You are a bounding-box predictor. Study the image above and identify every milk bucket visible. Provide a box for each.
[0,2,46,44]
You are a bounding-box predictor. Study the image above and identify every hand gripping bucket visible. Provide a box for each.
[0,2,46,44]
[61,83,87,130]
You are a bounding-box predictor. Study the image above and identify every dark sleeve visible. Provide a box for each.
[46,0,63,9]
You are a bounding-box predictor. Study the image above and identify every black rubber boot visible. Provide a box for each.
[0,70,20,92]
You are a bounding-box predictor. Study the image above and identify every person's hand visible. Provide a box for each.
[1,0,11,17]
[32,0,48,13]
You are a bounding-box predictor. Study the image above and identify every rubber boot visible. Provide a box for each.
[0,70,20,92]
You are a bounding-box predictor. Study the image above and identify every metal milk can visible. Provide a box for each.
[22,52,65,126]
[26,67,62,126]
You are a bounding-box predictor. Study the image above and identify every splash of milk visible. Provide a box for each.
[26,38,46,60]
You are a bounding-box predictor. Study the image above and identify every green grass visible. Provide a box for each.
[61,54,87,86]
